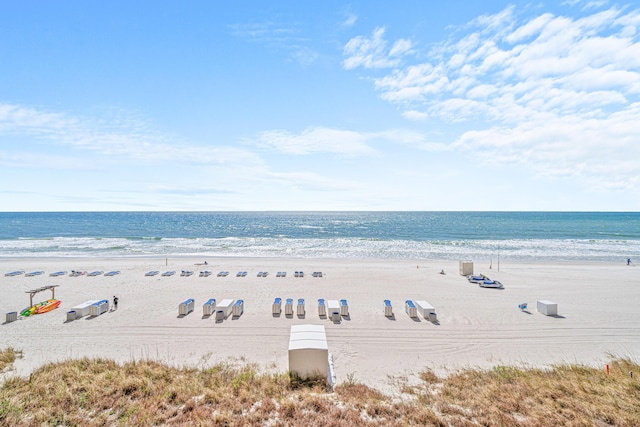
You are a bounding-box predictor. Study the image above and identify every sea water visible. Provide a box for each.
[0,211,639,262]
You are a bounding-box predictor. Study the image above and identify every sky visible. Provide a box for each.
[1,0,640,211]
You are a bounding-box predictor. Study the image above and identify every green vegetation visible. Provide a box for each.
[1,349,639,426]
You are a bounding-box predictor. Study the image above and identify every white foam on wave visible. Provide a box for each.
[0,236,638,261]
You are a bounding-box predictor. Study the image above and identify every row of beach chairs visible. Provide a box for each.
[143,270,324,278]
[178,298,244,320]
[271,298,348,320]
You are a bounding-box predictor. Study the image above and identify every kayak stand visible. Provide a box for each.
[26,285,59,307]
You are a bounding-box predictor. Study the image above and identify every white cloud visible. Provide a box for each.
[0,103,263,168]
[251,126,377,156]
[344,4,640,192]
[342,27,413,70]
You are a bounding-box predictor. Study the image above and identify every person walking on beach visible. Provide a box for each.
[113,295,119,310]
[628,258,632,265]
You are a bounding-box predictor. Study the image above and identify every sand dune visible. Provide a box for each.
[1,257,638,393]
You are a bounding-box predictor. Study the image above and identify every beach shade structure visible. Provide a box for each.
[318,299,326,317]
[297,298,305,316]
[415,300,437,322]
[71,300,98,319]
[232,299,244,317]
[179,298,195,316]
[272,297,282,315]
[384,300,393,317]
[89,300,109,317]
[288,324,329,382]
[285,298,294,316]
[5,311,18,323]
[216,299,235,319]
[537,300,558,316]
[459,260,474,276]
[405,300,418,318]
[327,300,340,322]
[340,299,349,317]
[203,298,217,316]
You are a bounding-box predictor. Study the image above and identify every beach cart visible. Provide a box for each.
[203,298,216,316]
[318,298,326,317]
[405,300,417,318]
[272,297,282,315]
[384,300,393,317]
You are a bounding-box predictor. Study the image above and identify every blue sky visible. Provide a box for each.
[1,0,639,211]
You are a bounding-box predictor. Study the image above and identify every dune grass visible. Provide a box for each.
[1,350,639,426]
[0,348,22,373]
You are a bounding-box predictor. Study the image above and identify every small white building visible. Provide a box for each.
[288,324,329,381]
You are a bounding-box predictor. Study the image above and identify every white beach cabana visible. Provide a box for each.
[288,324,329,381]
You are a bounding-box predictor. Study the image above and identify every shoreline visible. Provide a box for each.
[2,256,638,393]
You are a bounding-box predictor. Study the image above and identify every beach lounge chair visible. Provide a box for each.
[199,271,212,277]
[105,271,120,276]
[161,271,175,276]
[384,299,393,317]
[272,297,282,315]
[318,298,326,317]
[145,271,159,276]
[26,271,44,277]
[4,270,25,277]
[297,298,305,316]
[88,271,103,277]
[180,270,193,277]
[70,270,86,277]
[285,298,293,316]
[340,299,349,316]
[49,271,67,277]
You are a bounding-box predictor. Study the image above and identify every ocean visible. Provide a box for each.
[0,211,639,262]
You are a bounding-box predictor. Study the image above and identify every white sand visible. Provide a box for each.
[1,257,638,393]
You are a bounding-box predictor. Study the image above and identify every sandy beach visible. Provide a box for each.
[1,257,638,393]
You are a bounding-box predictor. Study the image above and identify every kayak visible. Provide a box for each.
[35,299,62,314]
[21,300,49,316]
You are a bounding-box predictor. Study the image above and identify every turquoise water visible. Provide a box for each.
[1,211,638,262]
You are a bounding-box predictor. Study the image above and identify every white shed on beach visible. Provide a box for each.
[288,324,328,380]
[459,260,473,276]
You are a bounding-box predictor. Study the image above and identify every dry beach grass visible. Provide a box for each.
[1,349,639,426]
